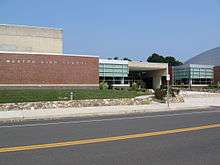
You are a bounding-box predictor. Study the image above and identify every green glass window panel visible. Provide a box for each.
[114,73,124,76]
[105,68,115,72]
[192,68,200,71]
[99,69,104,72]
[206,75,213,78]
[105,73,114,77]
[207,69,213,72]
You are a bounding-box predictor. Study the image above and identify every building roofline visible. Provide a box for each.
[0,24,63,31]
[130,61,168,65]
[0,51,99,58]
[129,61,168,66]
[173,64,214,68]
[99,59,128,64]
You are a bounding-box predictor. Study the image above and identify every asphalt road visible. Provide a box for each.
[0,107,220,165]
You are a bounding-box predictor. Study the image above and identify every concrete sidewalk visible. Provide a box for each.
[0,92,219,122]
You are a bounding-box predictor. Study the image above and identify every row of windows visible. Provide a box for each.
[99,73,128,77]
[191,76,213,79]
[174,70,213,73]
[190,68,213,71]
[175,75,213,79]
[0,59,88,65]
[174,69,190,72]
[191,73,213,76]
[99,68,128,73]
[174,72,214,77]
[174,68,213,72]
[99,64,128,69]
[174,72,189,76]
[190,71,213,74]
[175,75,213,80]
[174,67,214,80]
[174,78,213,83]
[99,63,129,78]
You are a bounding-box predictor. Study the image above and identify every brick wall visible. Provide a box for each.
[214,66,220,83]
[168,66,173,85]
[0,52,99,86]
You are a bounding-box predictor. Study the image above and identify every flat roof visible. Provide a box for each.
[0,24,63,31]
[0,51,99,58]
[99,59,128,65]
[128,61,168,71]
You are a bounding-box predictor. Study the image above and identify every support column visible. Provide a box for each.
[153,76,162,89]
[121,77,124,84]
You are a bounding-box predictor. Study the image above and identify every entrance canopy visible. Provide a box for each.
[128,61,168,71]
[128,61,168,89]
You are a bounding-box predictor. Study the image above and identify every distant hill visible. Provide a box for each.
[185,47,220,66]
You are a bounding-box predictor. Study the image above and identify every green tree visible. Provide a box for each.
[122,57,132,61]
[147,53,165,63]
[164,56,183,66]
[147,53,182,66]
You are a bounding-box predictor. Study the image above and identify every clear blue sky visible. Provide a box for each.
[0,0,220,62]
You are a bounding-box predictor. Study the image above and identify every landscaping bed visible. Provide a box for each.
[0,89,152,111]
[0,98,151,111]
[0,89,149,103]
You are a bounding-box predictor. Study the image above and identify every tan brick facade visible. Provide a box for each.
[0,24,63,53]
[0,52,99,87]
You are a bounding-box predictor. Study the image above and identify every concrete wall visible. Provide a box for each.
[146,69,167,89]
[0,52,99,88]
[0,24,63,54]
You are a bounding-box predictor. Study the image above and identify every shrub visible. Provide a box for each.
[129,82,139,91]
[136,80,145,89]
[208,82,220,89]
[99,81,109,90]
[217,82,220,88]
[154,88,167,100]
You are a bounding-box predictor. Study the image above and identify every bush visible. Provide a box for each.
[208,82,220,89]
[160,84,167,90]
[136,80,145,89]
[99,81,109,90]
[154,88,167,100]
[217,82,220,88]
[129,82,139,91]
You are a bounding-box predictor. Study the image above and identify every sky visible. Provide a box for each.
[0,0,220,62]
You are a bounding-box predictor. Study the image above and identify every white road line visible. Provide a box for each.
[0,110,220,129]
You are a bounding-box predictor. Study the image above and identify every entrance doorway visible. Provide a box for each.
[143,76,153,89]
[128,71,154,89]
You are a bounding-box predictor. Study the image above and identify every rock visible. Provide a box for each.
[0,97,152,111]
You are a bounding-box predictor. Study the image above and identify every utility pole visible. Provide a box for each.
[167,74,170,108]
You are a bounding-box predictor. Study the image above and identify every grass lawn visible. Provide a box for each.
[0,89,148,103]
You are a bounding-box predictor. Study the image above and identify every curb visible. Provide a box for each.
[0,105,212,123]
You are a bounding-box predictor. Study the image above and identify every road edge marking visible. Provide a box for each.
[0,123,219,153]
[1,110,220,129]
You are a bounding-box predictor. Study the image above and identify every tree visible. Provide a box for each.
[164,56,183,66]
[147,53,165,63]
[147,53,182,66]
[122,57,132,61]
